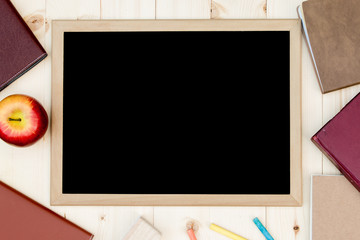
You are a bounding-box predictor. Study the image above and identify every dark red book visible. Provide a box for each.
[0,0,47,91]
[0,181,94,240]
[312,92,360,191]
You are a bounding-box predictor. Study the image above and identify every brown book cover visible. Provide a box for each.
[298,0,360,93]
[311,175,360,240]
[0,181,94,240]
[0,0,47,91]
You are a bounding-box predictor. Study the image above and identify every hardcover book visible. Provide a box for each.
[0,0,47,91]
[298,0,360,93]
[0,181,94,240]
[312,92,360,192]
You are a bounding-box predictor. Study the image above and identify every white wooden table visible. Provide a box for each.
[0,0,354,239]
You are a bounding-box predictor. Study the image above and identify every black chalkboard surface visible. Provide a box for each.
[51,20,302,206]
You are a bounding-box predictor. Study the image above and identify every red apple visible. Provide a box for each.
[0,94,48,147]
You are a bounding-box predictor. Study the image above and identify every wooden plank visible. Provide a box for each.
[207,1,267,239]
[45,1,102,238]
[0,0,49,208]
[210,0,266,19]
[155,208,210,240]
[156,0,210,19]
[101,0,155,19]
[154,2,209,240]
[267,0,303,18]
[210,208,266,240]
[122,217,161,240]
[293,36,324,240]
[266,0,322,239]
[206,2,266,240]
[45,0,100,19]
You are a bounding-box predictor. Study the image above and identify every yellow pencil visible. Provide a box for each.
[210,223,248,240]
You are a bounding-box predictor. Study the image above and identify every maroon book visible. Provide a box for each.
[0,181,94,240]
[0,0,47,91]
[312,92,360,191]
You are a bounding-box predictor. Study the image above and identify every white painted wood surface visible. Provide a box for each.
[0,0,352,239]
[123,217,161,240]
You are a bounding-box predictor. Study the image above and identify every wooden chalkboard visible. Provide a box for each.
[51,20,302,206]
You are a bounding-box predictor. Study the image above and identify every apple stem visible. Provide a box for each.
[8,118,21,122]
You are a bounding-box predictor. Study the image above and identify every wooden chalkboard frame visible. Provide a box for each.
[51,19,302,206]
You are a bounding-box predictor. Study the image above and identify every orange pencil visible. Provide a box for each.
[187,228,197,240]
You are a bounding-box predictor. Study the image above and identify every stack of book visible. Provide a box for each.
[301,1,360,239]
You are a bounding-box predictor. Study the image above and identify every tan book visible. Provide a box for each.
[298,0,360,93]
[311,175,360,240]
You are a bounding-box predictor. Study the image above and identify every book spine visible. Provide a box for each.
[297,5,325,93]
[0,53,47,92]
[311,136,360,192]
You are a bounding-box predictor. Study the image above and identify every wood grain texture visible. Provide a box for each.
[211,0,266,19]
[156,0,210,19]
[0,0,49,208]
[122,217,161,240]
[266,1,322,240]
[101,0,155,19]
[0,0,343,239]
